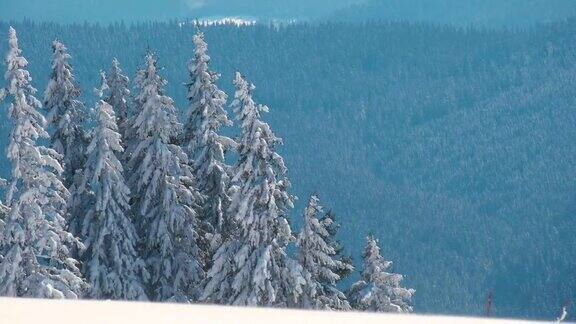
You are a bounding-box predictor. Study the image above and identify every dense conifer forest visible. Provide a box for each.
[0,19,575,320]
[334,0,576,27]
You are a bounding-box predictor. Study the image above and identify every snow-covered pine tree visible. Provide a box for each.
[348,236,414,313]
[0,179,9,221]
[322,210,354,282]
[125,53,203,302]
[183,30,235,269]
[44,40,87,187]
[0,74,8,218]
[202,72,306,307]
[297,194,352,310]
[105,58,131,142]
[0,81,5,102]
[75,73,148,300]
[0,27,86,298]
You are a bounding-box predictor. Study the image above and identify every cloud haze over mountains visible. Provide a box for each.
[0,0,362,23]
[1,0,574,27]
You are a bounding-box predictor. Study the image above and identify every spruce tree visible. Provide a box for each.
[76,73,148,300]
[0,74,7,217]
[105,58,131,142]
[44,40,87,187]
[348,236,414,313]
[183,30,235,269]
[202,72,305,307]
[297,194,352,310]
[0,27,86,298]
[323,210,354,282]
[125,53,203,302]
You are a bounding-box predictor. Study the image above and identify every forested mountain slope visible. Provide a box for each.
[333,0,576,27]
[0,20,575,320]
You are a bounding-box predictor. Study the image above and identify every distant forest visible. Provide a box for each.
[334,0,576,27]
[0,19,575,320]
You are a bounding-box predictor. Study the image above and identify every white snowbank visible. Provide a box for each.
[0,297,546,324]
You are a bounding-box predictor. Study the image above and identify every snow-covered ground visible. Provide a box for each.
[0,298,547,324]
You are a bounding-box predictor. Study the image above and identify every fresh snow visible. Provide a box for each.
[0,297,548,324]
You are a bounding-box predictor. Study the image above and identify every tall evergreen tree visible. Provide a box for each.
[202,72,305,307]
[323,210,354,282]
[76,73,148,300]
[43,40,87,187]
[0,70,8,217]
[183,30,235,269]
[0,27,86,298]
[348,236,414,313]
[0,80,5,102]
[105,58,131,142]
[0,97,11,224]
[125,53,203,302]
[297,194,352,310]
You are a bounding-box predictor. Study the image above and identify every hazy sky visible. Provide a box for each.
[0,0,364,23]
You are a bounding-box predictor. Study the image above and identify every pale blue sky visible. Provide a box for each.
[0,0,363,23]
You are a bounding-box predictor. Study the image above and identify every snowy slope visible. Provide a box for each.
[0,298,548,324]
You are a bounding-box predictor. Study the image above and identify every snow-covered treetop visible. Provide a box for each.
[94,70,109,98]
[105,58,131,128]
[43,39,86,186]
[297,194,352,310]
[232,71,280,178]
[3,26,47,206]
[361,237,413,302]
[230,71,293,240]
[80,71,122,205]
[232,72,270,143]
[131,53,180,143]
[350,236,414,313]
[44,40,82,123]
[299,195,340,282]
[86,102,123,180]
[183,31,232,156]
[362,237,392,281]
[94,115,121,170]
[4,26,34,100]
